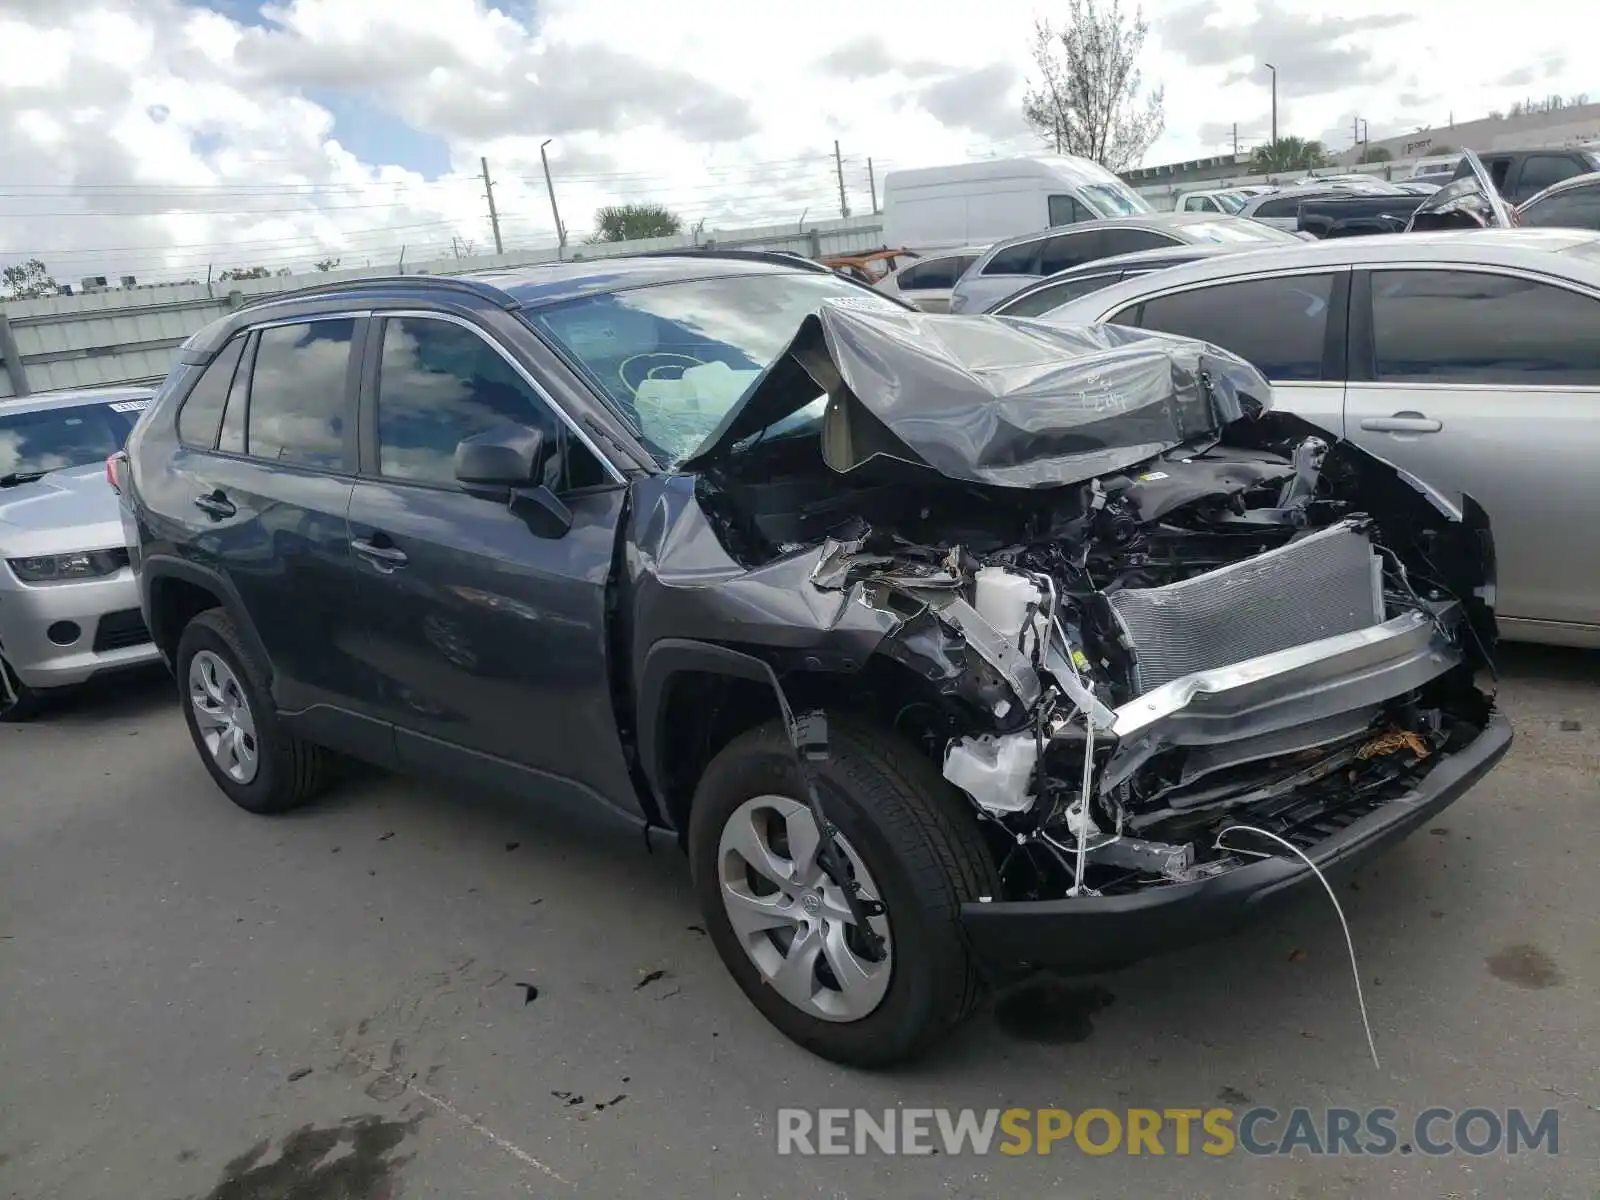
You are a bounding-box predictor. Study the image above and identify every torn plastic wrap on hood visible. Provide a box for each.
[681,301,1274,489]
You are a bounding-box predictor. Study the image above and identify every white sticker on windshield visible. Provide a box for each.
[109,400,150,413]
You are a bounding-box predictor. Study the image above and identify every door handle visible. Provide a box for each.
[351,537,408,571]
[1360,412,1442,434]
[193,490,236,518]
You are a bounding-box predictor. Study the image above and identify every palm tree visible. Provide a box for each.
[1248,137,1330,173]
[591,203,683,243]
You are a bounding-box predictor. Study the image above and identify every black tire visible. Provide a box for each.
[0,655,46,723]
[688,714,999,1068]
[175,608,335,814]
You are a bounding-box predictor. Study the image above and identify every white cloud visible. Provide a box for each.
[1,0,1592,284]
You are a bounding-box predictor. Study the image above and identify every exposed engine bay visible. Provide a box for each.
[677,303,1499,905]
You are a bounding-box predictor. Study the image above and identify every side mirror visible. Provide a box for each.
[453,425,573,538]
[455,425,545,488]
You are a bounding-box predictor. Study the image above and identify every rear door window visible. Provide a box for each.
[244,319,355,470]
[982,239,1044,275]
[1099,228,1180,256]
[1369,269,1600,385]
[1517,182,1600,230]
[1037,229,1105,275]
[1001,274,1123,317]
[896,257,959,290]
[1513,154,1588,202]
[1118,273,1337,381]
[1250,195,1306,220]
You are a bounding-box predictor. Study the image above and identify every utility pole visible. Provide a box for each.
[834,140,850,218]
[1232,123,1239,156]
[1264,63,1278,150]
[867,157,879,214]
[539,139,566,252]
[480,157,504,255]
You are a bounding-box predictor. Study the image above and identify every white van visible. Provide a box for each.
[880,155,1153,251]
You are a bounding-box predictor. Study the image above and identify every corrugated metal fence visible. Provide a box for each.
[0,214,886,399]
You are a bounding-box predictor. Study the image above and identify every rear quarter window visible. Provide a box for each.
[176,336,245,449]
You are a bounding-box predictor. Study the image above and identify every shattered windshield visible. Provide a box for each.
[525,273,899,468]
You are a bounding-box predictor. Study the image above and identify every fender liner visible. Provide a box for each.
[636,638,783,829]
[140,555,273,690]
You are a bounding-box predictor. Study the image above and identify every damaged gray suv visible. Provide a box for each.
[119,253,1510,1066]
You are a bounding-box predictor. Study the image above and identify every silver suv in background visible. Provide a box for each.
[873,248,985,312]
[948,214,1299,313]
[0,386,159,720]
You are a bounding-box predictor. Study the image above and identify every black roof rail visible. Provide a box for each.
[629,248,832,273]
[231,273,518,313]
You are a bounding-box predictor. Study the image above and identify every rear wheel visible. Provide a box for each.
[176,609,334,814]
[0,654,45,723]
[689,715,998,1067]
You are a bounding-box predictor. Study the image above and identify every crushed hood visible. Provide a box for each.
[681,300,1273,489]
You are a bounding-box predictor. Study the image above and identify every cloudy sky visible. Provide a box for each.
[0,0,1587,283]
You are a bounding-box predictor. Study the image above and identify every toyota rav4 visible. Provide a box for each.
[118,252,1510,1066]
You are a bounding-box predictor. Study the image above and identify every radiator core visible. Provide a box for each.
[1107,521,1386,696]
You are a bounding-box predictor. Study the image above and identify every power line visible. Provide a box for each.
[0,178,478,196]
[0,198,488,217]
[2,219,472,261]
[2,154,840,194]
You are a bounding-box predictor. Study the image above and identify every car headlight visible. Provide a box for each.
[6,548,129,583]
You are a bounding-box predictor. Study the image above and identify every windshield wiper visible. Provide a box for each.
[0,471,49,489]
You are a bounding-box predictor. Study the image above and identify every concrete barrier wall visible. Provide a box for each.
[0,215,887,398]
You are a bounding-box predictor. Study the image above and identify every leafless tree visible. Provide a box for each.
[1021,0,1165,171]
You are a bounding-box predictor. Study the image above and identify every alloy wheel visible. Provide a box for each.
[716,795,892,1022]
[189,650,260,784]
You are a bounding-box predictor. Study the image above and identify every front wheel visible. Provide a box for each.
[688,715,998,1067]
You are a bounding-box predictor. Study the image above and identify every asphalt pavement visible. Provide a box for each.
[2,646,1596,1199]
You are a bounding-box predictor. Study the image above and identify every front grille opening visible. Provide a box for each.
[93,609,151,652]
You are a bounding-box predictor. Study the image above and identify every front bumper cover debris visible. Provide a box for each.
[960,712,1511,975]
